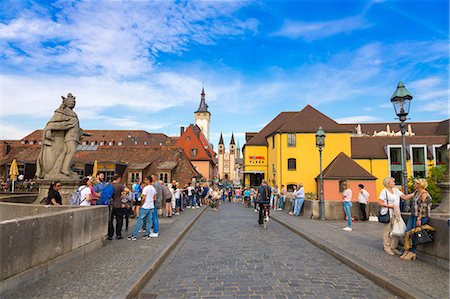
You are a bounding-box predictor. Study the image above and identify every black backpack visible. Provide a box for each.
[260,186,271,203]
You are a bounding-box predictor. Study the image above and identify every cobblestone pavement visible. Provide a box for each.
[141,203,394,299]
[271,210,449,299]
[4,207,205,299]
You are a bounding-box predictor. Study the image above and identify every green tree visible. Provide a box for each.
[408,165,445,204]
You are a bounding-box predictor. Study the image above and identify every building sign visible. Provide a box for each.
[249,156,265,160]
[248,156,265,164]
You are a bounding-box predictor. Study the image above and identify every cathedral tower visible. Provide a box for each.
[194,87,211,141]
[229,133,236,181]
[218,133,225,179]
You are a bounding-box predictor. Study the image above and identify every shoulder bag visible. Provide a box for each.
[378,190,390,224]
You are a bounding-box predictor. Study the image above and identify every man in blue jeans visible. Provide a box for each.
[294,183,305,216]
[150,175,162,237]
[128,176,156,240]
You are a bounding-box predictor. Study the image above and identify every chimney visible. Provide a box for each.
[3,142,10,156]
[180,126,185,136]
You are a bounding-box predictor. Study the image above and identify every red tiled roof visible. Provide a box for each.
[0,144,201,180]
[341,119,449,136]
[246,112,297,146]
[175,125,216,162]
[245,106,351,147]
[319,152,376,180]
[277,105,350,134]
[21,130,175,146]
[351,136,447,159]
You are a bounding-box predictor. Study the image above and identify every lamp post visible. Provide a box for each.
[390,81,413,194]
[316,126,326,221]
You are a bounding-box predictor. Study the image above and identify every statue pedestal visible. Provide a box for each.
[34,179,80,205]
[433,179,449,215]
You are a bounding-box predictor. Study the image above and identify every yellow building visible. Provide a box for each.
[243,105,448,199]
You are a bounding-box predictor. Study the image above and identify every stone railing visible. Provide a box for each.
[285,198,448,263]
[0,202,108,296]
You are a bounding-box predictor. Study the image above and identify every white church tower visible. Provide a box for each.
[194,87,210,141]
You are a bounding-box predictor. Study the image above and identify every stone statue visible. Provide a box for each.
[35,93,90,180]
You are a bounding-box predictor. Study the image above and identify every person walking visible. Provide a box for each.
[243,187,251,208]
[128,176,156,240]
[401,178,433,261]
[174,182,182,215]
[289,185,297,215]
[293,183,305,216]
[378,177,409,255]
[195,182,203,208]
[163,183,174,217]
[279,185,286,210]
[47,180,62,205]
[186,182,195,208]
[108,174,130,240]
[358,184,370,221]
[342,182,353,231]
[122,187,133,231]
[132,179,142,218]
[211,187,221,211]
[272,185,280,210]
[148,176,162,238]
[251,187,258,212]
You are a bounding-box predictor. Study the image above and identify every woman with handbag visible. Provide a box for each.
[378,177,412,256]
[401,178,432,261]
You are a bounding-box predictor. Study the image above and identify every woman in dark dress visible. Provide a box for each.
[48,180,62,205]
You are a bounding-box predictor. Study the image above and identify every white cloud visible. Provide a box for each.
[335,115,380,123]
[0,123,30,139]
[409,76,449,101]
[417,100,450,116]
[272,16,369,41]
[0,0,258,77]
[1,73,207,117]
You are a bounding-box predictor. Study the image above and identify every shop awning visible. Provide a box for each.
[242,171,265,174]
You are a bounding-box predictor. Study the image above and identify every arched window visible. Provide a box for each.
[288,158,296,171]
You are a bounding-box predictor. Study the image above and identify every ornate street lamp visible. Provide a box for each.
[390,81,413,194]
[316,126,326,221]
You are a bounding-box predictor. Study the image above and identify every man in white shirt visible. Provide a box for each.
[342,182,353,231]
[128,176,156,240]
[186,182,195,208]
[357,184,370,221]
[293,183,305,216]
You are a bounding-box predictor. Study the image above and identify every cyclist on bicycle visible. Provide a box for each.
[258,180,272,225]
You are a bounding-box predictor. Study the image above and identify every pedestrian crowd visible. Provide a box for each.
[45,173,436,261]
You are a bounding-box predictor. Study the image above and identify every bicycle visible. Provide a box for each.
[262,203,270,229]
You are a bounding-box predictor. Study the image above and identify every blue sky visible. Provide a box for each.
[1,0,448,148]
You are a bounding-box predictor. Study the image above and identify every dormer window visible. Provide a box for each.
[82,141,87,145]
[21,140,26,144]
[144,141,148,145]
[134,141,138,145]
[91,141,96,146]
[38,140,42,145]
[118,141,123,146]
[29,140,34,145]
[99,141,105,146]
[108,141,114,146]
